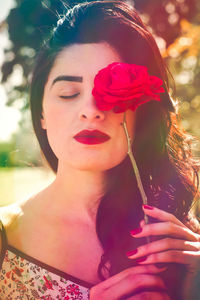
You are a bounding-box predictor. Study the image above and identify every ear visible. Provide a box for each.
[40,112,46,130]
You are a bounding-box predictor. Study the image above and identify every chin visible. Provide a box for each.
[69,156,127,172]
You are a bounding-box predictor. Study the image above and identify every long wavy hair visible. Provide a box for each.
[30,1,199,297]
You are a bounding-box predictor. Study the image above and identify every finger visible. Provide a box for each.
[140,219,146,228]
[104,273,166,300]
[126,291,170,300]
[136,249,200,266]
[97,264,167,291]
[126,238,200,260]
[125,264,167,274]
[130,221,199,242]
[142,205,186,228]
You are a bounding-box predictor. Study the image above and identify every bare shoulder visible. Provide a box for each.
[0,202,23,225]
[0,185,55,254]
[0,202,24,253]
[0,189,45,252]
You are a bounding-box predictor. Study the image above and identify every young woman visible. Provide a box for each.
[0,1,200,299]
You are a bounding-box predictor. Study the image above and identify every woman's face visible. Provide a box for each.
[41,42,136,171]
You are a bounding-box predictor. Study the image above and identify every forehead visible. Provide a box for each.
[47,42,122,81]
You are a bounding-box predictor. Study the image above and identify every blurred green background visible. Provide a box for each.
[0,0,199,207]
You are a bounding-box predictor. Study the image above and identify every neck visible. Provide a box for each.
[44,163,107,224]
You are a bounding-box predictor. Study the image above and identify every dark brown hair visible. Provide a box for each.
[30,1,199,298]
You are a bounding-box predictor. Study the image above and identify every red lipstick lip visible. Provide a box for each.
[73,130,110,145]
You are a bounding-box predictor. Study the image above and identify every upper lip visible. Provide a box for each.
[73,129,110,139]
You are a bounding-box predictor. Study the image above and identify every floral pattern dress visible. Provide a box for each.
[0,220,93,299]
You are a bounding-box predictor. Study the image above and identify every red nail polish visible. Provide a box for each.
[130,228,142,235]
[126,249,138,256]
[135,257,147,263]
[143,204,154,210]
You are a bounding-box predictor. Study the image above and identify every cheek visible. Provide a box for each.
[43,99,71,131]
[125,110,136,140]
[108,116,129,161]
[112,110,135,140]
[45,108,61,133]
[42,105,71,154]
[111,111,135,164]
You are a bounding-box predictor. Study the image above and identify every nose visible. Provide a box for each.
[78,94,105,122]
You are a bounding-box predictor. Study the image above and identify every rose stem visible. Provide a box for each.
[122,112,150,242]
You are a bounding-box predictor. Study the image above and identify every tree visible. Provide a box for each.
[1,0,198,111]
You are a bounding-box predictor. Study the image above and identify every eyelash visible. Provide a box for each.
[59,92,80,99]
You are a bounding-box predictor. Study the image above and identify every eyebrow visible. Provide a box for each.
[51,75,83,87]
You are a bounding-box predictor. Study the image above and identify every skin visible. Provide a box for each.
[39,42,171,298]
[126,205,200,299]
[89,207,200,299]
[89,264,170,300]
[39,42,200,298]
[127,206,200,272]
[41,42,136,224]
[1,42,198,299]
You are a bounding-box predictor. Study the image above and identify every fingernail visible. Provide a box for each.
[126,249,138,257]
[130,228,142,235]
[143,204,154,210]
[135,257,147,263]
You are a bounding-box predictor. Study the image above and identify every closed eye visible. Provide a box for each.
[59,92,80,99]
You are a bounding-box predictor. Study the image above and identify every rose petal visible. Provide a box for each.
[93,62,164,113]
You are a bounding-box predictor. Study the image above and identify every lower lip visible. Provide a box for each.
[74,136,110,145]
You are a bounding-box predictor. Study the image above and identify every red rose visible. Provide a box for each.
[92,62,165,113]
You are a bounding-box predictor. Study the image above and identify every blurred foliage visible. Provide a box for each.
[0,167,55,205]
[163,17,200,137]
[0,142,14,167]
[0,134,42,168]
[0,0,199,110]
[0,0,199,167]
